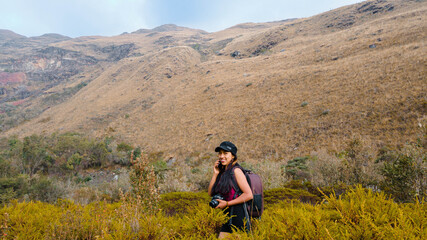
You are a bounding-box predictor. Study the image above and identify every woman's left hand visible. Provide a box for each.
[215,199,228,209]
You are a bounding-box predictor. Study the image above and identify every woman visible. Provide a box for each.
[208,141,253,238]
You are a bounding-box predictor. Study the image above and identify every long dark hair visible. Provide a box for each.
[212,157,239,196]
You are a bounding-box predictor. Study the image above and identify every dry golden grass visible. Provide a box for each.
[0,186,425,239]
[4,0,426,162]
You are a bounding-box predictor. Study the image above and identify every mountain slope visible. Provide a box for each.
[1,0,426,161]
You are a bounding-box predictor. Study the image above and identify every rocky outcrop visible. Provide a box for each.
[326,15,356,29]
[98,43,135,61]
[1,47,98,83]
[0,72,27,102]
[0,32,137,110]
[0,72,26,85]
[323,0,396,30]
[0,45,99,109]
[154,36,176,46]
[252,41,279,56]
[357,0,395,14]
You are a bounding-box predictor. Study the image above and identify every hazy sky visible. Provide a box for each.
[1,0,364,38]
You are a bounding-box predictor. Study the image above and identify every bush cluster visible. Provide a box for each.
[0,133,134,203]
[288,139,426,202]
[0,131,425,238]
[0,132,425,206]
[0,186,424,239]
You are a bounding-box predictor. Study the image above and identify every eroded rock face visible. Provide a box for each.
[357,1,395,14]
[1,46,98,79]
[0,40,98,125]
[98,43,136,61]
[0,31,140,131]
[0,72,26,85]
[0,72,27,100]
[0,45,99,105]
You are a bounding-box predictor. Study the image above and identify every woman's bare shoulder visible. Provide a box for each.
[233,166,244,175]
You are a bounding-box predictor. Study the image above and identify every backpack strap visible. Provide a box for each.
[229,165,240,226]
[228,202,251,232]
[230,165,253,197]
[230,165,244,195]
[243,201,251,232]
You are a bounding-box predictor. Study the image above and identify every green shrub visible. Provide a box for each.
[151,160,169,180]
[0,175,28,204]
[22,135,52,176]
[117,142,133,152]
[264,187,321,206]
[284,156,310,180]
[0,178,19,204]
[29,176,64,203]
[377,143,426,202]
[50,133,111,170]
[85,141,109,168]
[160,192,210,216]
[132,147,142,158]
[66,153,82,170]
[0,157,16,178]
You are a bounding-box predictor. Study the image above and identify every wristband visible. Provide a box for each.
[226,201,229,207]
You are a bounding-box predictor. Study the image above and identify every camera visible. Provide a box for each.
[209,194,224,208]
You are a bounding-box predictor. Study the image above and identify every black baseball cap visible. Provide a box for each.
[215,141,237,157]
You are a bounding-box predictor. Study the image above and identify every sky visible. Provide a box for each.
[0,0,364,38]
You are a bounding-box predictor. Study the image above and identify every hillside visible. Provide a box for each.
[0,0,426,161]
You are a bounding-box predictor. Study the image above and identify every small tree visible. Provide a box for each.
[128,151,160,214]
[116,151,160,232]
[338,139,379,187]
[377,143,426,202]
[22,135,52,177]
[285,156,310,180]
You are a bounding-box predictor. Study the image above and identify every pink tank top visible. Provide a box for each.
[225,187,236,201]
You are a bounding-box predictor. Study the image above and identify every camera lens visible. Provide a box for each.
[209,194,223,208]
[209,199,219,208]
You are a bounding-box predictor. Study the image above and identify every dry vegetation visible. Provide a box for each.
[0,141,425,238]
[0,1,426,237]
[1,0,424,164]
[0,183,425,239]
